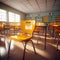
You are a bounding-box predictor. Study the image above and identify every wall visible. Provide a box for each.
[0,2,26,21]
[26,11,60,22]
[26,12,48,22]
[51,11,60,22]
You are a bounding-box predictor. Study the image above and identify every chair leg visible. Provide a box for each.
[57,35,59,50]
[22,42,25,47]
[37,39,39,44]
[55,33,57,40]
[37,37,40,45]
[37,36,39,44]
[44,26,47,49]
[22,41,27,60]
[7,40,11,60]
[31,40,36,54]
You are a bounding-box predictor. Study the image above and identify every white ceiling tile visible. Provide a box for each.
[0,0,60,13]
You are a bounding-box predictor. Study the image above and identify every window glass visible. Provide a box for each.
[9,12,20,22]
[9,12,15,22]
[15,14,20,22]
[0,9,7,22]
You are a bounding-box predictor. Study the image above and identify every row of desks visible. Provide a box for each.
[0,22,60,49]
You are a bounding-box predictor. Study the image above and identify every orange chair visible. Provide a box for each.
[54,22,60,49]
[0,22,5,34]
[7,20,36,60]
[49,21,60,49]
[9,22,20,34]
[9,22,20,35]
[54,26,60,49]
[49,22,56,37]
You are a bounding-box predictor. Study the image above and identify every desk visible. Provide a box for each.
[36,22,47,49]
[53,25,60,49]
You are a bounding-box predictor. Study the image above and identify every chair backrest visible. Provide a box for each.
[20,20,35,36]
[55,22,60,25]
[0,22,5,30]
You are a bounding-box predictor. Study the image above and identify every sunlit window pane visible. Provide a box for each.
[15,14,20,22]
[9,12,20,22]
[0,9,7,22]
[9,12,15,22]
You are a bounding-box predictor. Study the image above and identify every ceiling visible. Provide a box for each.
[0,0,60,13]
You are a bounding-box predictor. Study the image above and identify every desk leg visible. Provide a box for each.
[44,26,47,49]
[57,35,59,50]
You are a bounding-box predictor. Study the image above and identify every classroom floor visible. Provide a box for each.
[0,29,60,60]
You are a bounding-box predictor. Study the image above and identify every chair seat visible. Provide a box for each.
[9,34,32,42]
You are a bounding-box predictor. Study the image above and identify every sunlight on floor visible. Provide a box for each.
[0,39,14,57]
[47,42,60,50]
[14,41,50,59]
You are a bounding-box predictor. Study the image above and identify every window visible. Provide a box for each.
[9,12,15,22]
[0,9,21,22]
[15,14,20,22]
[9,12,20,22]
[0,9,7,22]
